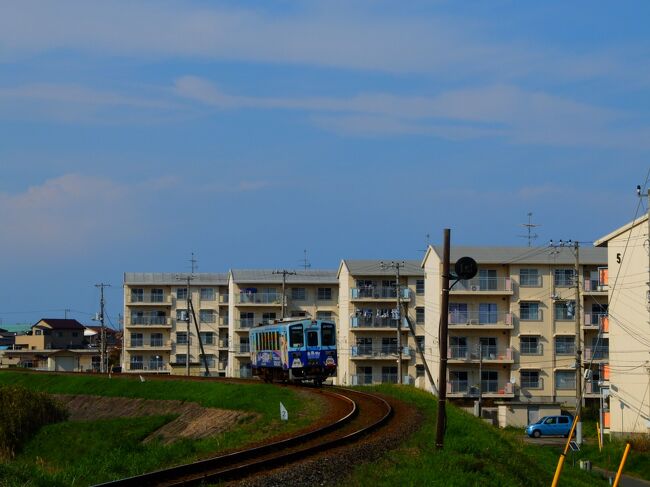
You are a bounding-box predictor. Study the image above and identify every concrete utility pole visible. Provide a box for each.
[381,261,406,385]
[175,274,195,376]
[95,283,111,373]
[478,342,483,419]
[574,241,583,445]
[273,270,297,319]
[435,228,451,449]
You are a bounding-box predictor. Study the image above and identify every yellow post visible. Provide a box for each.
[596,422,602,451]
[551,414,580,487]
[612,443,631,487]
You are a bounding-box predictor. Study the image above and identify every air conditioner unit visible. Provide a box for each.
[471,285,480,291]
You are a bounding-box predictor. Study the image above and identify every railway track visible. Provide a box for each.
[93,387,392,487]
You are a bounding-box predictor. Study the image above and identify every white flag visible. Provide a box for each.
[280,402,288,421]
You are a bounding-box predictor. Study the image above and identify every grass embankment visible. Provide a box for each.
[0,371,322,486]
[344,386,608,487]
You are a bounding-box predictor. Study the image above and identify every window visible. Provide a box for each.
[416,364,425,378]
[151,288,164,302]
[554,301,575,320]
[176,309,188,321]
[555,370,576,390]
[591,337,609,359]
[200,288,215,301]
[449,303,468,324]
[307,331,319,347]
[558,416,569,424]
[240,312,254,327]
[200,331,214,345]
[519,269,540,287]
[416,335,425,351]
[289,325,304,348]
[199,309,215,323]
[176,354,187,365]
[177,332,189,345]
[150,333,163,347]
[555,336,575,355]
[291,288,306,300]
[479,303,498,324]
[35,329,42,336]
[318,288,332,300]
[382,337,397,354]
[450,336,467,358]
[554,269,575,287]
[131,288,144,302]
[72,332,78,337]
[382,366,398,384]
[520,302,540,321]
[177,288,188,300]
[520,336,540,355]
[358,366,373,384]
[130,332,143,347]
[356,337,372,355]
[481,370,498,393]
[200,354,216,367]
[521,370,540,388]
[416,307,425,324]
[316,311,333,322]
[416,279,425,295]
[450,371,468,392]
[130,355,143,370]
[479,337,497,358]
[149,355,164,370]
[290,311,306,318]
[322,323,336,346]
[479,269,498,290]
[263,312,277,324]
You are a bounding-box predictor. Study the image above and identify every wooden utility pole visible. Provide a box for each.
[435,228,451,449]
[273,270,297,319]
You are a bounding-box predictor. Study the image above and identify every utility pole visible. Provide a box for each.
[435,228,451,449]
[477,342,483,418]
[185,275,193,376]
[574,240,583,445]
[95,283,111,374]
[380,260,406,385]
[273,270,297,319]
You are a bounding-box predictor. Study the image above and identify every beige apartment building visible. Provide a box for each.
[336,260,429,388]
[422,245,609,427]
[596,216,650,435]
[123,273,229,376]
[227,270,339,378]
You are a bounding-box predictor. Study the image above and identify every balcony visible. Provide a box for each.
[448,347,514,363]
[446,381,515,398]
[583,278,608,294]
[218,361,227,372]
[235,343,250,354]
[583,313,609,332]
[350,287,411,302]
[351,346,412,359]
[520,377,545,390]
[218,338,229,348]
[127,294,173,306]
[219,294,229,305]
[128,316,172,328]
[235,318,255,329]
[584,380,602,397]
[448,311,513,329]
[236,293,282,305]
[127,363,170,373]
[584,346,609,361]
[350,316,404,330]
[351,374,414,385]
[126,340,172,351]
[451,278,513,295]
[219,316,229,327]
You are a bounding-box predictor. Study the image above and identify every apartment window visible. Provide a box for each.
[149,355,164,370]
[358,366,373,385]
[177,288,188,300]
[479,303,498,324]
[382,366,398,384]
[479,269,498,290]
[35,330,42,336]
[177,332,189,345]
[520,336,540,355]
[316,311,333,321]
[450,336,467,359]
[130,332,143,347]
[130,355,143,370]
[481,370,498,393]
[290,311,306,318]
[356,337,372,355]
[150,333,163,347]
[520,302,540,321]
[591,337,609,359]
[449,303,468,324]
[554,269,575,287]
[263,312,277,324]
[416,307,425,324]
[382,337,397,354]
[291,288,306,300]
[318,288,332,301]
[521,370,540,388]
[240,312,254,328]
[555,370,576,390]
[555,336,575,355]
[176,309,188,321]
[554,301,575,320]
[200,288,215,301]
[416,335,425,351]
[479,337,497,359]
[200,354,216,367]
[450,371,468,392]
[199,309,215,323]
[416,364,425,378]
[519,269,540,287]
[416,279,425,295]
[131,288,144,302]
[200,331,214,345]
[176,354,187,365]
[151,288,164,302]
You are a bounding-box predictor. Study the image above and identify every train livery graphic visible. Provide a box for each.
[249,318,337,384]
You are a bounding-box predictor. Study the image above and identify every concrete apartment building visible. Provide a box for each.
[422,245,609,427]
[123,273,229,376]
[227,270,338,378]
[336,260,428,388]
[596,216,650,435]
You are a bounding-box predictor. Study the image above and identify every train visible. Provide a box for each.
[249,318,337,385]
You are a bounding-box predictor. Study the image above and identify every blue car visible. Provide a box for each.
[525,415,573,438]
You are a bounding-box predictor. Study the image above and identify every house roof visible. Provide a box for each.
[230,269,338,284]
[35,319,86,330]
[422,245,607,266]
[338,259,424,277]
[124,272,229,285]
[594,214,648,247]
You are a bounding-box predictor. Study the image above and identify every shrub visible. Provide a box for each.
[0,385,68,458]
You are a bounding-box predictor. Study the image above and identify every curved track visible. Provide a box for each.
[93,387,392,487]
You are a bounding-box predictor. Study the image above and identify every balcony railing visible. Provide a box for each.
[128,294,172,305]
[219,316,229,327]
[350,373,412,385]
[350,287,411,300]
[218,339,229,348]
[236,293,282,304]
[128,340,172,349]
[235,318,255,329]
[583,313,609,332]
[451,278,512,293]
[520,377,544,389]
[584,279,607,292]
[584,347,609,360]
[448,347,513,361]
[447,381,514,396]
[351,346,412,358]
[236,343,250,353]
[128,363,169,372]
[219,294,229,304]
[351,316,401,329]
[199,314,216,323]
[130,316,170,326]
[448,311,512,327]
[586,380,602,394]
[520,343,544,355]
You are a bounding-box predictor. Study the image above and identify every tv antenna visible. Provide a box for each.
[519,212,540,247]
[189,252,198,274]
[418,233,431,254]
[299,249,311,271]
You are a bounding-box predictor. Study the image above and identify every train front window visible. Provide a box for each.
[321,324,335,346]
[307,330,318,347]
[289,325,303,347]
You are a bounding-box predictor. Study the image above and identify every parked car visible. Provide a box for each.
[525,415,573,438]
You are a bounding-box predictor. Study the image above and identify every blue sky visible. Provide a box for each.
[1,1,650,326]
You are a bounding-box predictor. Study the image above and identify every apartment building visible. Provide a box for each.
[422,245,609,427]
[227,269,339,378]
[336,260,428,387]
[123,273,229,376]
[595,216,650,435]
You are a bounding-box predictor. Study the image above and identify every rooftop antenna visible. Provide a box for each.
[190,252,198,274]
[299,249,311,271]
[418,233,431,254]
[519,212,540,247]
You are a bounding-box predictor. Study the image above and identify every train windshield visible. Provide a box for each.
[321,323,335,346]
[289,325,303,347]
[307,330,318,347]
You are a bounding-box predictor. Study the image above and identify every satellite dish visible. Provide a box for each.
[455,257,478,280]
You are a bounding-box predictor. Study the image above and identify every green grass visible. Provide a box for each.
[343,386,609,487]
[0,371,324,486]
